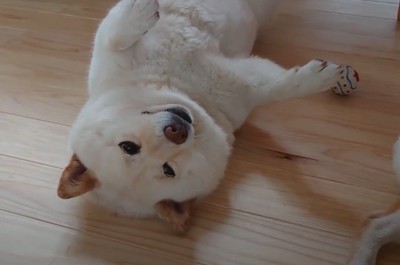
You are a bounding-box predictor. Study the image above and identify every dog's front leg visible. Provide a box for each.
[88,0,160,91]
[212,56,343,106]
[255,59,343,105]
[97,0,160,51]
[197,56,343,129]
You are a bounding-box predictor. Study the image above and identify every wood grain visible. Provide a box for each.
[0,0,400,264]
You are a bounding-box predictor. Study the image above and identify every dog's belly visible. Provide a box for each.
[201,0,258,57]
[160,0,258,58]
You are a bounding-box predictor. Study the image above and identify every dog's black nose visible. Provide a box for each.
[164,123,188,145]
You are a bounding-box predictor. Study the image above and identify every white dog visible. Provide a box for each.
[57,0,345,232]
[348,137,400,265]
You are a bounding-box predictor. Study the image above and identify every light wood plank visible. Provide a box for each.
[364,0,398,4]
[270,9,400,39]
[0,48,88,91]
[0,113,69,167]
[0,77,85,125]
[260,8,400,60]
[0,0,112,19]
[0,7,99,33]
[0,210,190,265]
[281,0,398,19]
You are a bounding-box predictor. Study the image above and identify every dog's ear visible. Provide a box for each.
[57,154,100,199]
[155,198,196,234]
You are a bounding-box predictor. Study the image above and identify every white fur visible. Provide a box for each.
[68,0,344,217]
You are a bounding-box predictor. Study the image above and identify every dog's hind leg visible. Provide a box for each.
[348,205,400,265]
[97,0,160,51]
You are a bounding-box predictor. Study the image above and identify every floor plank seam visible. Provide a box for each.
[0,208,204,265]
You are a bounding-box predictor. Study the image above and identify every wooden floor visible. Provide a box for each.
[1,0,400,264]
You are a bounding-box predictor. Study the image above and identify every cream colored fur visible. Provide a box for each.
[66,0,345,218]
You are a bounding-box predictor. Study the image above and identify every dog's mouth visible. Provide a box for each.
[164,107,192,124]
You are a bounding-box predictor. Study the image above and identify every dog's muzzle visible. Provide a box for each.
[163,107,192,145]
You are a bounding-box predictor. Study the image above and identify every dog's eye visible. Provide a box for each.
[119,141,140,155]
[163,163,175,178]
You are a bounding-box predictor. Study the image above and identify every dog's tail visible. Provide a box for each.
[246,0,280,30]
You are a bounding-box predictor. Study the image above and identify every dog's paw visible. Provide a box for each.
[125,0,160,31]
[106,0,160,51]
[293,59,342,93]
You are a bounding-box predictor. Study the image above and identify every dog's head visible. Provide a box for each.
[58,86,231,215]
